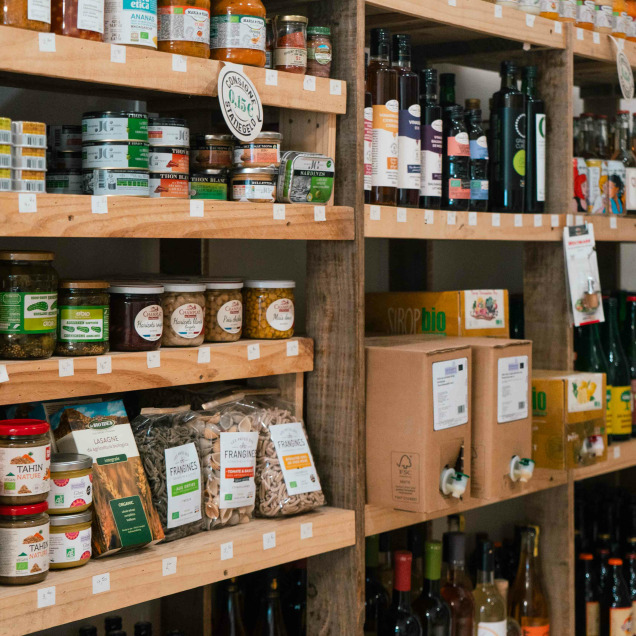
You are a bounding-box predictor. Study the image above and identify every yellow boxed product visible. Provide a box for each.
[365,289,509,337]
[532,370,607,470]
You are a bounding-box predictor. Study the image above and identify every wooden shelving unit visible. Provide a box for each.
[573,439,636,481]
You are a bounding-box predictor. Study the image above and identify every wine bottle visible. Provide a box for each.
[465,107,489,212]
[134,623,152,636]
[440,73,456,108]
[521,66,545,214]
[441,532,474,636]
[474,540,507,636]
[577,553,601,636]
[601,558,632,636]
[441,105,471,211]
[419,68,442,210]
[366,535,390,635]
[408,525,425,598]
[105,617,123,635]
[379,532,395,595]
[598,549,612,597]
[412,541,452,635]
[284,560,306,636]
[79,627,97,636]
[217,577,248,636]
[364,58,373,204]
[622,294,636,437]
[624,553,636,634]
[253,570,288,636]
[509,526,550,633]
[379,550,424,636]
[494,578,522,636]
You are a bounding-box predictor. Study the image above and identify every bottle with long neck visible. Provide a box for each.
[392,34,420,208]
[441,105,471,211]
[622,294,636,437]
[611,111,636,167]
[494,578,522,636]
[366,535,390,635]
[521,66,545,214]
[379,532,395,595]
[412,541,452,635]
[465,108,489,212]
[474,540,507,635]
[408,525,425,598]
[579,113,597,159]
[134,623,152,636]
[602,558,632,636]
[367,27,398,206]
[253,571,288,636]
[284,560,306,636]
[598,549,612,597]
[509,526,550,632]
[624,553,636,632]
[490,60,526,213]
[217,578,247,636]
[576,553,601,636]
[364,54,373,204]
[440,73,456,108]
[441,532,474,636]
[379,550,424,636]
[419,68,442,210]
[597,115,611,160]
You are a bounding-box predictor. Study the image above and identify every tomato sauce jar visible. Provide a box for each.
[274,15,308,74]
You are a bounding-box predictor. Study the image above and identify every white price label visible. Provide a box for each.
[172,54,187,72]
[468,212,477,226]
[576,214,584,225]
[263,531,276,550]
[162,557,177,576]
[286,340,299,357]
[220,541,233,560]
[0,365,8,383]
[300,522,313,539]
[147,351,160,368]
[38,33,56,52]
[37,586,56,608]
[555,20,562,34]
[424,209,434,224]
[566,213,574,226]
[96,356,112,375]
[514,214,523,227]
[494,4,503,17]
[265,69,278,86]
[273,204,286,220]
[614,445,621,459]
[91,196,108,215]
[492,213,501,227]
[610,217,618,229]
[534,214,543,227]
[397,207,407,223]
[448,0,456,6]
[593,31,600,44]
[551,214,560,227]
[577,27,584,40]
[526,13,535,26]
[247,343,260,360]
[369,205,381,221]
[303,75,316,91]
[197,347,210,364]
[330,79,342,95]
[111,44,126,63]
[446,211,456,225]
[314,205,326,222]
[190,200,204,217]
[92,573,110,594]
[18,193,37,213]
[58,359,74,378]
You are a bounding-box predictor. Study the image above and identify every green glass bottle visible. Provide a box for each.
[521,66,545,215]
[366,535,390,635]
[439,73,456,108]
[412,541,451,635]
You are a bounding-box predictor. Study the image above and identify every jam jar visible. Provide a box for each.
[109,284,164,351]
[49,510,92,569]
[47,453,93,514]
[274,15,308,74]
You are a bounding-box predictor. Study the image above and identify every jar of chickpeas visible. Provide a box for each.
[204,279,243,342]
[244,280,295,339]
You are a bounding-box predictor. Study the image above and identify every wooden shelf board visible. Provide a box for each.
[0,194,354,240]
[365,468,567,535]
[0,337,313,406]
[364,205,636,241]
[573,438,636,480]
[0,26,346,114]
[1,507,354,636]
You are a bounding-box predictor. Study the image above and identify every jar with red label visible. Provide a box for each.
[244,280,295,339]
[307,26,332,78]
[158,0,210,58]
[52,0,104,40]
[274,15,308,74]
[109,284,164,351]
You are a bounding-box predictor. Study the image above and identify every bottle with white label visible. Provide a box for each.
[420,68,443,210]
[474,541,507,636]
[465,106,489,212]
[522,66,545,214]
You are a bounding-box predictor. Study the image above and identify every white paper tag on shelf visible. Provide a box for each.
[593,31,601,44]
[172,54,187,72]
[18,193,36,213]
[447,211,456,225]
[610,217,618,229]
[37,586,55,608]
[93,573,110,594]
[197,347,210,364]
[286,340,299,357]
[58,359,74,378]
[330,79,342,95]
[273,204,286,220]
[576,214,584,225]
[147,351,160,369]
[300,522,313,539]
[263,531,276,550]
[265,69,278,86]
[551,214,560,227]
[247,343,260,360]
[432,357,469,431]
[468,212,477,226]
[566,213,574,226]
[220,541,233,560]
[494,4,503,17]
[397,207,407,223]
[492,213,501,227]
[526,13,535,26]
[514,214,523,227]
[38,33,56,52]
[111,44,126,63]
[162,557,177,576]
[91,196,108,215]
[448,0,456,7]
[554,20,562,34]
[577,28,584,40]
[614,445,621,459]
[0,365,8,383]
[303,75,316,91]
[96,356,112,375]
[534,214,543,227]
[369,205,381,220]
[425,209,434,224]
[190,200,204,218]
[314,205,326,222]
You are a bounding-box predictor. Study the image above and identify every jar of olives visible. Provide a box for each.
[205,280,243,342]
[0,251,58,359]
[161,283,206,347]
[244,280,295,339]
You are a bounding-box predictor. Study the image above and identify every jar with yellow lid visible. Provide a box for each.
[49,510,92,569]
[244,280,295,339]
[48,454,92,514]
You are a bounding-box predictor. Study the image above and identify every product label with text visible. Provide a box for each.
[372,101,399,189]
[398,104,421,191]
[432,357,469,431]
[420,119,442,197]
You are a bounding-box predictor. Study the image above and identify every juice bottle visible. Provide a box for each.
[596,0,614,31]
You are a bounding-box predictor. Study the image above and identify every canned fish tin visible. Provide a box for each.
[190,169,228,200]
[149,173,189,198]
[149,147,189,174]
[148,118,189,148]
[47,150,82,171]
[0,169,10,192]
[83,169,150,196]
[0,146,10,169]
[104,0,157,48]
[46,171,83,194]
[12,170,46,193]
[605,160,627,216]
[12,121,46,148]
[0,118,11,146]
[12,146,47,171]
[82,141,149,171]
[277,151,335,204]
[81,111,149,143]
[47,125,82,152]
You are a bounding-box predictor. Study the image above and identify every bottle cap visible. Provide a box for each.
[609,558,623,566]
[501,60,517,74]
[444,105,464,119]
[478,540,495,573]
[523,65,538,77]
[407,525,423,558]
[579,553,594,561]
[424,541,443,580]
[420,68,437,82]
[394,550,413,592]
[440,72,455,84]
[445,532,466,566]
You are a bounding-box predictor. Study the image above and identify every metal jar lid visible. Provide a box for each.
[50,453,93,471]
[237,132,282,142]
[162,283,206,293]
[82,111,146,119]
[202,134,234,144]
[0,250,54,261]
[231,167,278,176]
[59,280,109,290]
[49,510,93,526]
[276,15,309,23]
[205,280,244,290]
[245,280,295,289]
[149,118,187,127]
[109,284,165,295]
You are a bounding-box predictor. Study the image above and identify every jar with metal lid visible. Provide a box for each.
[56,281,110,357]
[190,169,228,200]
[191,134,234,169]
[49,510,92,569]
[233,132,282,168]
[148,118,190,148]
[205,280,243,342]
[265,17,274,68]
[274,15,308,74]
[244,280,295,339]
[0,419,51,505]
[158,0,210,57]
[52,0,104,41]
[0,501,49,585]
[0,251,58,360]
[109,284,164,351]
[47,453,92,514]
[161,283,206,346]
[1,0,51,31]
[307,26,332,78]
[231,167,277,202]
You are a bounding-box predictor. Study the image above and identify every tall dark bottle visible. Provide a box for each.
[622,294,636,437]
[465,108,489,212]
[440,73,456,107]
[367,28,399,206]
[490,60,526,213]
[419,68,442,209]
[364,60,373,204]
[625,553,636,628]
[440,532,474,636]
[253,570,288,636]
[217,577,248,636]
[284,560,306,636]
[365,535,390,635]
[576,553,601,636]
[134,623,152,636]
[412,541,452,635]
[601,558,632,636]
[522,66,546,214]
[441,105,470,211]
[408,525,425,598]
[392,34,420,208]
[379,551,424,636]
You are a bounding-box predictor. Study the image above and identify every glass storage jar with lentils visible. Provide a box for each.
[205,280,243,342]
[244,280,295,339]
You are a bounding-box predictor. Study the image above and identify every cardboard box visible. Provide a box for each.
[532,370,607,470]
[365,290,509,338]
[366,337,472,514]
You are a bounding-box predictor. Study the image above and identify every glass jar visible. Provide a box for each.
[307,26,332,78]
[244,280,295,339]
[210,0,266,67]
[0,419,51,505]
[205,280,243,342]
[191,134,234,170]
[231,167,277,202]
[265,17,273,68]
[49,510,92,569]
[0,501,49,585]
[233,132,282,168]
[274,15,308,74]
[52,0,104,41]
[158,0,210,58]
[47,453,92,514]
[109,284,164,352]
[161,283,206,346]
[55,281,110,357]
[2,0,51,31]
[0,251,58,360]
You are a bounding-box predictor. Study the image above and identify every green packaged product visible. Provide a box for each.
[277,151,335,204]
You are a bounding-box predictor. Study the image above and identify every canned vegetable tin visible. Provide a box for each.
[81,111,149,143]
